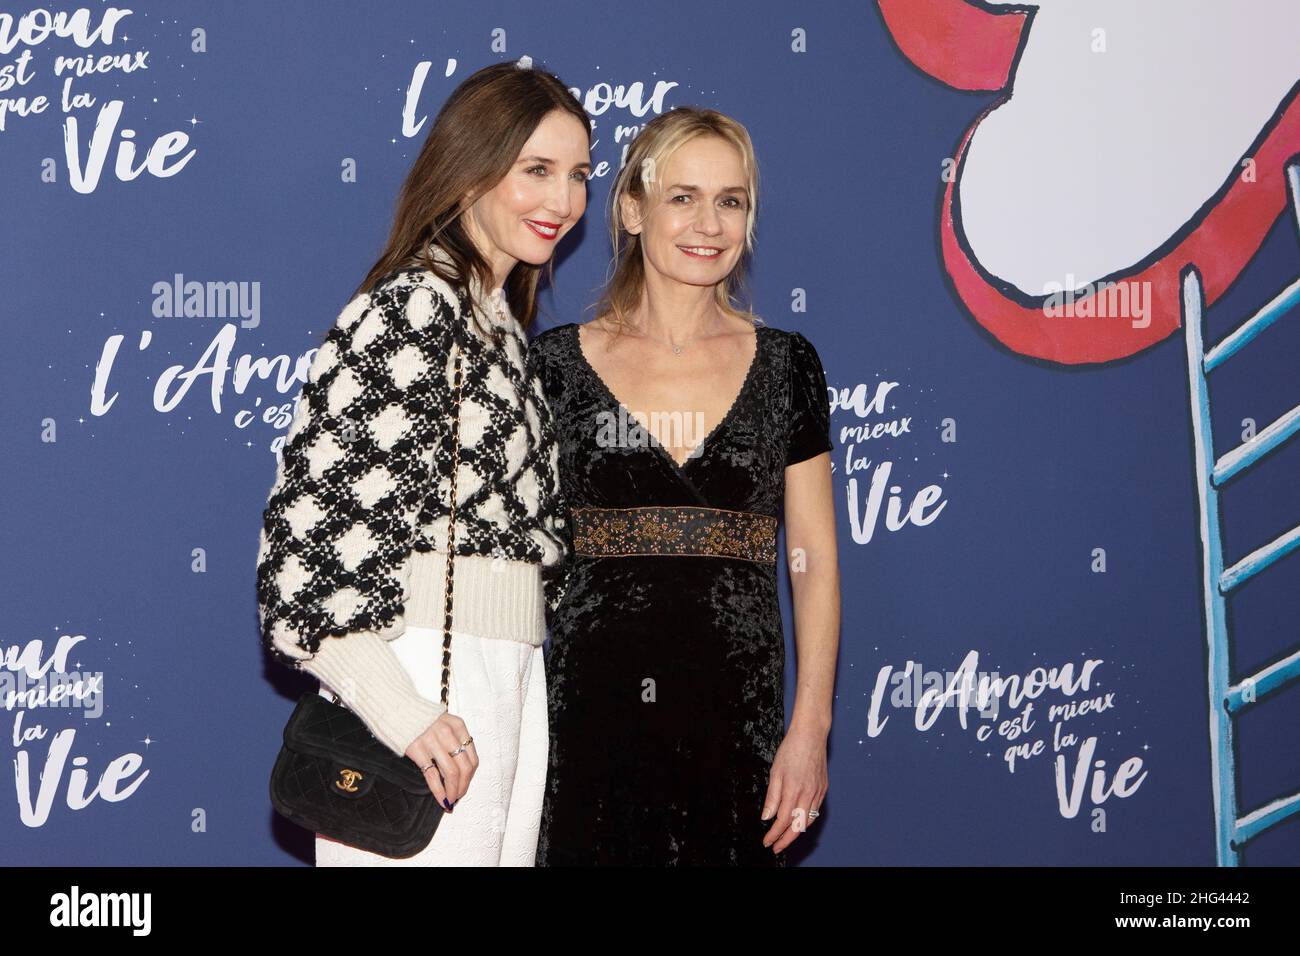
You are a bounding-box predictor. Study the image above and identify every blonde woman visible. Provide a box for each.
[255,60,590,866]
[530,107,841,865]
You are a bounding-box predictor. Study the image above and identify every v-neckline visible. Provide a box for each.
[571,321,764,474]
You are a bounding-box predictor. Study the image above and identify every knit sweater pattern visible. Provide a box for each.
[254,252,570,754]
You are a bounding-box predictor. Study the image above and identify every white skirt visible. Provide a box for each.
[313,625,548,866]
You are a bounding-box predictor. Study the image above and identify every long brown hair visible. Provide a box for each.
[355,59,589,340]
[591,107,761,341]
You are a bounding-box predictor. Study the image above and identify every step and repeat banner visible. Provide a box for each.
[4,0,1299,866]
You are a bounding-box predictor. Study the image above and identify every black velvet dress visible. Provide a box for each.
[527,321,832,866]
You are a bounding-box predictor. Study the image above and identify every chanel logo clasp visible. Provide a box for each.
[335,768,363,792]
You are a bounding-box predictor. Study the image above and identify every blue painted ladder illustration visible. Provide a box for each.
[1181,155,1300,866]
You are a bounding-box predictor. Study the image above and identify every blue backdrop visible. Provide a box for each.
[3,0,1298,865]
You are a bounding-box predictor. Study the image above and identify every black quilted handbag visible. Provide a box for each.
[269,331,467,859]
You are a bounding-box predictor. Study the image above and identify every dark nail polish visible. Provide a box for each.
[443,798,452,810]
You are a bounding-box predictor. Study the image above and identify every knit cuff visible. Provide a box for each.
[298,631,447,758]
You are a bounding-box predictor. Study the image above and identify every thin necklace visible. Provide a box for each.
[637,317,722,355]
[488,289,510,327]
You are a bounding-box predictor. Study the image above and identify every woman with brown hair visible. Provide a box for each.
[530,107,841,865]
[255,59,590,866]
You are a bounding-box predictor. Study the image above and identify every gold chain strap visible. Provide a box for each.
[442,291,511,705]
[440,329,465,708]
[321,284,474,716]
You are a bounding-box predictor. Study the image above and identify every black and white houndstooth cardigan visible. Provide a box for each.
[256,250,571,673]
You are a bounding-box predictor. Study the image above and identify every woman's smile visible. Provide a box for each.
[524,218,561,240]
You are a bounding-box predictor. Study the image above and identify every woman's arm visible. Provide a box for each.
[298,631,447,756]
[255,272,460,758]
[784,449,840,739]
[761,450,841,854]
[761,330,840,855]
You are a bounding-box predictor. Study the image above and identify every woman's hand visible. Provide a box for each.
[760,724,828,855]
[405,711,478,810]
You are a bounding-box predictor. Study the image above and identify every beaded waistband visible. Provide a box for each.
[571,506,777,564]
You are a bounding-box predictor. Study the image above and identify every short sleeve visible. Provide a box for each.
[786,331,832,467]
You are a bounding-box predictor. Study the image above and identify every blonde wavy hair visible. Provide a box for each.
[590,107,760,339]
